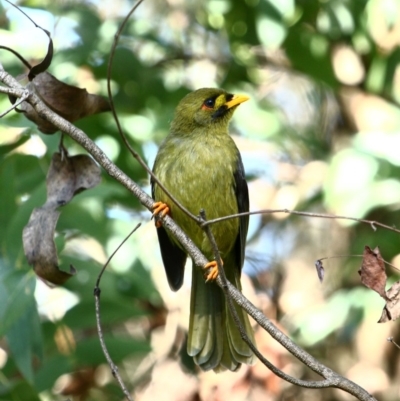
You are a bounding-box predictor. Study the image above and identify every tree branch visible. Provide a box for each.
[0,66,377,401]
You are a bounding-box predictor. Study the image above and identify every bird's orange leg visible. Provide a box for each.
[152,201,170,228]
[204,260,223,282]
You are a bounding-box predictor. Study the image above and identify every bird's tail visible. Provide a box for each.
[187,259,255,372]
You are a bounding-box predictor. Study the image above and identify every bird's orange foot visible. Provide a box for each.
[204,260,223,282]
[153,201,170,228]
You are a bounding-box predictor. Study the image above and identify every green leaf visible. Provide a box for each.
[62,296,146,331]
[34,355,71,392]
[0,157,18,245]
[0,270,36,337]
[6,301,43,384]
[74,335,150,366]
[10,381,42,401]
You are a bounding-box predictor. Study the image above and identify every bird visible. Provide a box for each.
[151,87,255,372]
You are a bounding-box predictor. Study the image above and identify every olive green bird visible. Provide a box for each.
[151,88,255,372]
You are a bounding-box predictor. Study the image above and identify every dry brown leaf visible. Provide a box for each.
[379,281,400,323]
[46,152,102,205]
[22,152,101,285]
[19,72,110,134]
[23,207,75,285]
[358,246,400,323]
[358,246,387,298]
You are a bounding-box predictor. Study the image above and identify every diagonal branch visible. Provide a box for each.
[0,67,377,401]
[0,65,203,264]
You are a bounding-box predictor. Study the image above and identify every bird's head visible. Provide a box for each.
[170,88,249,134]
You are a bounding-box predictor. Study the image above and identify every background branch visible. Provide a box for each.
[202,208,400,235]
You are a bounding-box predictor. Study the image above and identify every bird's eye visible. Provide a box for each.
[203,98,215,109]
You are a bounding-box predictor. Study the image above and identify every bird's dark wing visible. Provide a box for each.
[152,179,187,291]
[233,151,249,272]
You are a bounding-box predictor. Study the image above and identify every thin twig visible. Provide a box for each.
[201,208,400,234]
[106,0,199,223]
[387,337,400,350]
[0,87,29,117]
[317,254,400,273]
[94,223,141,401]
[95,223,141,287]
[0,45,32,69]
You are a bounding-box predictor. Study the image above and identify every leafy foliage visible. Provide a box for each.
[1,0,400,400]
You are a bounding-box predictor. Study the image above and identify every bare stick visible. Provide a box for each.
[0,87,29,117]
[387,337,400,350]
[202,208,399,235]
[106,0,199,223]
[94,223,141,401]
[317,254,400,273]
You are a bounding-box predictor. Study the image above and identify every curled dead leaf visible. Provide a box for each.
[46,152,102,206]
[23,208,75,285]
[358,246,387,299]
[22,152,101,285]
[18,72,110,134]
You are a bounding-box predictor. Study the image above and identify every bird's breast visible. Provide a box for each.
[154,133,240,257]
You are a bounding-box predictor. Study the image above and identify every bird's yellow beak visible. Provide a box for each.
[225,94,250,109]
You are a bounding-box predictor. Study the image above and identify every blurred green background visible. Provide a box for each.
[1,0,400,400]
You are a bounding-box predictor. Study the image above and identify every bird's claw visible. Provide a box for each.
[204,260,221,282]
[153,201,170,227]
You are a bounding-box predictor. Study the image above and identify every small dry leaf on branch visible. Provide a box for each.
[358,246,387,298]
[23,152,101,285]
[46,152,102,205]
